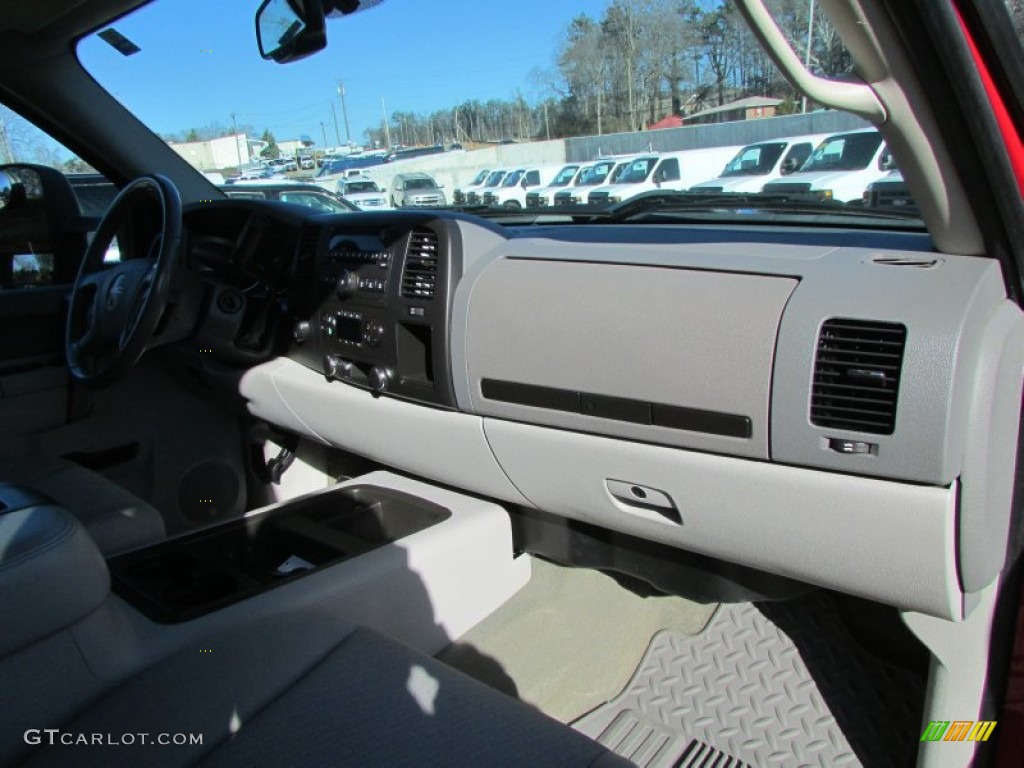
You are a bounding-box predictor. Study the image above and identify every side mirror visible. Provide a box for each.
[781,157,800,175]
[256,0,326,63]
[0,170,12,211]
[878,151,896,171]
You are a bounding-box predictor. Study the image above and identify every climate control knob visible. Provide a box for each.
[368,366,392,394]
[323,354,353,381]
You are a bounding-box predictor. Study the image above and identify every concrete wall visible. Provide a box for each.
[565,110,870,161]
[314,139,568,198]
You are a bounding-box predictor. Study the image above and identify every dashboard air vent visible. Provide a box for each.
[401,228,440,299]
[810,319,907,435]
[295,225,321,278]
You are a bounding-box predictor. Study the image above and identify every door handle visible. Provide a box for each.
[606,479,681,525]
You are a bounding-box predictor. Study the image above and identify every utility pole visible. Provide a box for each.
[330,102,341,147]
[544,102,550,141]
[381,96,392,149]
[0,116,13,163]
[320,121,327,148]
[230,112,242,167]
[337,80,351,144]
[802,0,816,113]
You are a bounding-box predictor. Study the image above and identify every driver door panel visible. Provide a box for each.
[0,283,70,438]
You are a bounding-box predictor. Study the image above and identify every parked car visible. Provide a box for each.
[761,128,891,203]
[389,172,446,207]
[864,169,917,214]
[688,135,827,193]
[219,181,358,213]
[298,155,315,170]
[336,175,388,210]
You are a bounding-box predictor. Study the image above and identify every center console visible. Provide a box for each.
[109,484,450,623]
[287,215,462,408]
[105,472,531,655]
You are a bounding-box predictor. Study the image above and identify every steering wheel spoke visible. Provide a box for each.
[66,176,182,388]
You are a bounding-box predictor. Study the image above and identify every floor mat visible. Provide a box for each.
[574,592,925,767]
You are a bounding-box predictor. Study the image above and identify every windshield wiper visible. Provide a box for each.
[600,190,923,223]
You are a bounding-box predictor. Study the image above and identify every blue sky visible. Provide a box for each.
[77,0,611,146]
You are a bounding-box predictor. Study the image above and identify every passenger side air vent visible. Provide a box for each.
[401,228,440,300]
[810,319,907,435]
[295,225,321,278]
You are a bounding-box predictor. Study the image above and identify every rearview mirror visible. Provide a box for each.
[256,0,326,63]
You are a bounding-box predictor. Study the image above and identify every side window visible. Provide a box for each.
[781,143,812,174]
[1,104,113,286]
[525,171,540,186]
[657,159,681,182]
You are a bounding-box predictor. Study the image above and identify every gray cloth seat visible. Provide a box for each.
[0,457,164,554]
[18,607,629,768]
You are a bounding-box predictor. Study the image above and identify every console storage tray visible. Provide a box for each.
[109,484,450,623]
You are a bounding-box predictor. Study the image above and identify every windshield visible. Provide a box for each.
[404,177,437,190]
[502,170,525,187]
[720,142,787,177]
[577,163,612,185]
[73,0,925,227]
[802,132,884,172]
[618,158,658,184]
[484,171,506,187]
[550,165,580,186]
[345,181,379,193]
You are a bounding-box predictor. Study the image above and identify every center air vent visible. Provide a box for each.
[401,228,440,300]
[810,318,907,435]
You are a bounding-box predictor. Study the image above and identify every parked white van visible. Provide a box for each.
[485,165,564,208]
[552,159,629,205]
[761,128,891,203]
[466,169,508,205]
[689,135,827,193]
[452,168,490,205]
[588,146,741,205]
[524,163,583,207]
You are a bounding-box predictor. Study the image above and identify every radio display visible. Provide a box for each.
[337,315,363,342]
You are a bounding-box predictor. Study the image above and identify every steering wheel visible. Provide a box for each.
[66,175,183,388]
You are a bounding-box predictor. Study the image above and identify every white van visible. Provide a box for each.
[588,146,741,205]
[689,135,828,193]
[761,128,891,202]
[524,163,583,207]
[453,168,491,205]
[466,169,508,205]
[485,165,564,208]
[550,159,626,205]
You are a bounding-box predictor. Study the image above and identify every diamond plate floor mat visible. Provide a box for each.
[574,592,925,767]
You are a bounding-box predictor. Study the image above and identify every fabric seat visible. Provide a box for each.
[0,457,164,555]
[17,608,629,768]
